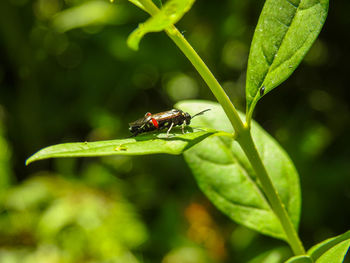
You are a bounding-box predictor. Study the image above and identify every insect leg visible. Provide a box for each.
[181,122,185,134]
[166,122,174,137]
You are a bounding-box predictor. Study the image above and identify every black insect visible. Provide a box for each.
[129,109,210,137]
[260,86,265,96]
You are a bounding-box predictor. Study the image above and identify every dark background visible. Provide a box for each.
[0,0,349,262]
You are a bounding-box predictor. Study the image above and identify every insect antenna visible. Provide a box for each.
[191,109,211,119]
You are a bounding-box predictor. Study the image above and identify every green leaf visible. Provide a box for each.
[53,1,128,33]
[26,128,217,165]
[246,0,329,123]
[308,230,350,262]
[127,0,195,50]
[314,241,350,263]
[176,100,301,240]
[247,247,292,263]
[284,255,313,263]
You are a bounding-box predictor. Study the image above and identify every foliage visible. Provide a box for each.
[26,128,218,165]
[0,173,148,263]
[245,0,329,122]
[308,231,350,262]
[178,101,300,240]
[127,0,195,50]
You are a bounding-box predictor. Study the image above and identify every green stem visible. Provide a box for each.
[137,0,305,256]
[166,28,246,134]
[237,132,305,255]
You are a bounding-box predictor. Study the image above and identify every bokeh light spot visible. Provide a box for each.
[165,73,199,101]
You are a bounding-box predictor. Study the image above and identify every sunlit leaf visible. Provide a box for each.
[284,255,313,263]
[245,0,329,123]
[247,247,292,263]
[176,100,301,240]
[26,128,217,165]
[127,0,195,50]
[53,1,128,32]
[308,230,350,262]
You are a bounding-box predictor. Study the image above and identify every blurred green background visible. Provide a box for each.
[0,0,349,262]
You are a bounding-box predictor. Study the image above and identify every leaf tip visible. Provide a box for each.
[25,156,34,166]
[127,30,141,51]
[127,36,140,51]
[25,150,44,166]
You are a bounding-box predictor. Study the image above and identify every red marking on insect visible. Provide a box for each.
[146,112,152,116]
[151,118,159,128]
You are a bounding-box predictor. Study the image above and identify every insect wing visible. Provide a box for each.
[151,110,181,122]
[129,116,149,127]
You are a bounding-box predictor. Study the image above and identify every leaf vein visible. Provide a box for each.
[262,44,273,66]
[273,16,291,29]
[285,0,299,9]
[252,0,302,103]
[210,184,270,211]
[194,136,270,209]
[269,32,309,74]
[299,1,319,11]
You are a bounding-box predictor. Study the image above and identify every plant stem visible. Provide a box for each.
[237,132,306,255]
[166,29,246,134]
[137,0,305,255]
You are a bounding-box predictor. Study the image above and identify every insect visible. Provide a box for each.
[260,86,265,96]
[129,109,211,137]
